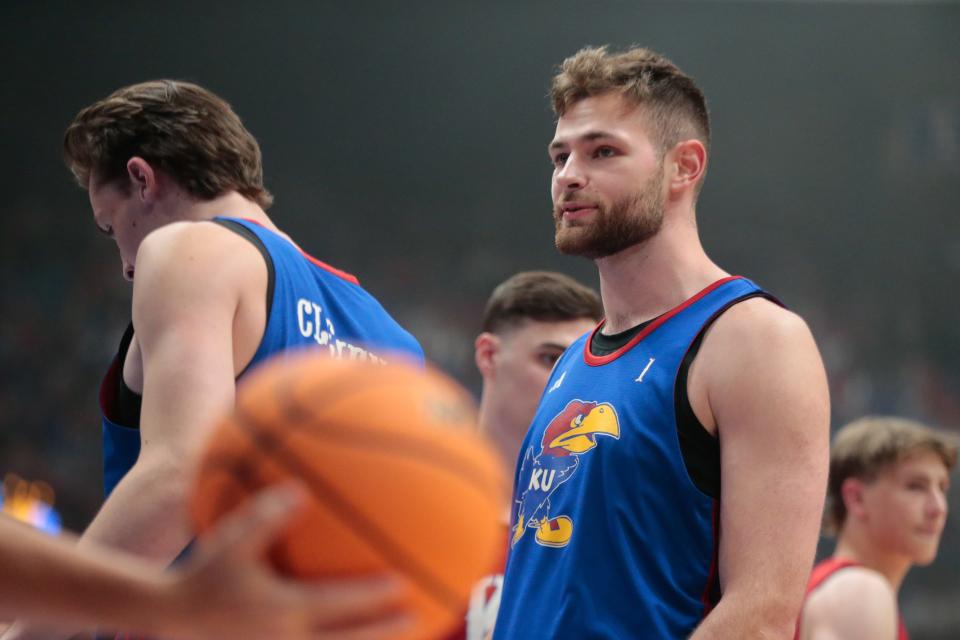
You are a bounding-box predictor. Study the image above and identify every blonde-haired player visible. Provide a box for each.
[797,416,957,640]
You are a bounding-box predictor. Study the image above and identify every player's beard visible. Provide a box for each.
[553,169,665,260]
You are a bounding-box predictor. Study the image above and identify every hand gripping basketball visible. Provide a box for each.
[191,353,507,640]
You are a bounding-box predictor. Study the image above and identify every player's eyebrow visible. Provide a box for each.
[549,130,619,152]
[538,342,571,351]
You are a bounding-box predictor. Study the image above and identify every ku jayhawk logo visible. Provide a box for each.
[512,400,620,548]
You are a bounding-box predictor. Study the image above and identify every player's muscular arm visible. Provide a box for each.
[801,569,898,640]
[1,225,260,640]
[688,300,830,639]
[76,222,262,562]
[75,222,256,562]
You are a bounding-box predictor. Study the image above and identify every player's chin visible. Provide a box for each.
[909,539,942,565]
[912,553,938,566]
[555,230,595,257]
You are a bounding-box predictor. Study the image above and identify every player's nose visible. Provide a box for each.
[928,488,948,519]
[555,154,587,191]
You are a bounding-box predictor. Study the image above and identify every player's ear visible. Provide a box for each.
[841,477,868,520]
[126,157,159,203]
[474,332,500,379]
[666,138,706,198]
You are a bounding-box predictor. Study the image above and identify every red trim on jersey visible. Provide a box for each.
[795,558,909,640]
[237,217,360,285]
[806,558,861,593]
[583,276,744,366]
[700,499,721,617]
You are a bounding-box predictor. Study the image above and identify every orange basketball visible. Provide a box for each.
[189,351,507,639]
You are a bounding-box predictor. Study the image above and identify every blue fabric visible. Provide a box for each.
[101,416,141,498]
[101,216,423,497]
[494,277,767,639]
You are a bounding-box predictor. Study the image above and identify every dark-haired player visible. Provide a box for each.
[456,271,601,639]
[474,271,603,474]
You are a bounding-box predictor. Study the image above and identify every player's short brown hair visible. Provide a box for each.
[64,80,273,208]
[551,45,710,155]
[481,271,602,334]
[824,416,958,535]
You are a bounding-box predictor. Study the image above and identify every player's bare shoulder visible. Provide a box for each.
[133,221,267,303]
[689,295,829,435]
[131,220,268,338]
[707,296,815,353]
[701,296,823,379]
[800,566,897,640]
[136,220,264,279]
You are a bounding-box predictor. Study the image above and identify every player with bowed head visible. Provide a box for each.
[3,79,421,640]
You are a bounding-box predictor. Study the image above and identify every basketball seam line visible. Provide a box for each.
[231,402,473,616]
[254,369,500,500]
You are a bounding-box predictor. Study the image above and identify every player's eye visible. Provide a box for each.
[594,146,617,158]
[98,224,113,238]
[552,153,569,168]
[538,352,561,368]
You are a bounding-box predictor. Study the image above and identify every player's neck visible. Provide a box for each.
[174,191,278,232]
[833,530,911,592]
[595,213,727,334]
[476,392,518,478]
[476,401,515,525]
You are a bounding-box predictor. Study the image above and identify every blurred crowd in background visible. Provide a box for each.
[1,1,957,637]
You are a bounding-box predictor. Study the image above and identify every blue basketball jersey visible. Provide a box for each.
[494,276,770,639]
[100,216,423,497]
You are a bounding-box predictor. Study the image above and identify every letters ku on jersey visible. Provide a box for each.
[513,400,620,548]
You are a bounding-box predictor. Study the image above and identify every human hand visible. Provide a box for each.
[157,484,412,640]
[0,621,70,640]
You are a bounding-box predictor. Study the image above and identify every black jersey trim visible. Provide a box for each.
[213,218,275,322]
[214,218,275,380]
[588,317,655,356]
[99,322,143,429]
[213,218,277,379]
[674,292,777,500]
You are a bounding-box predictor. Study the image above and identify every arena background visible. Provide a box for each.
[1,1,957,636]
